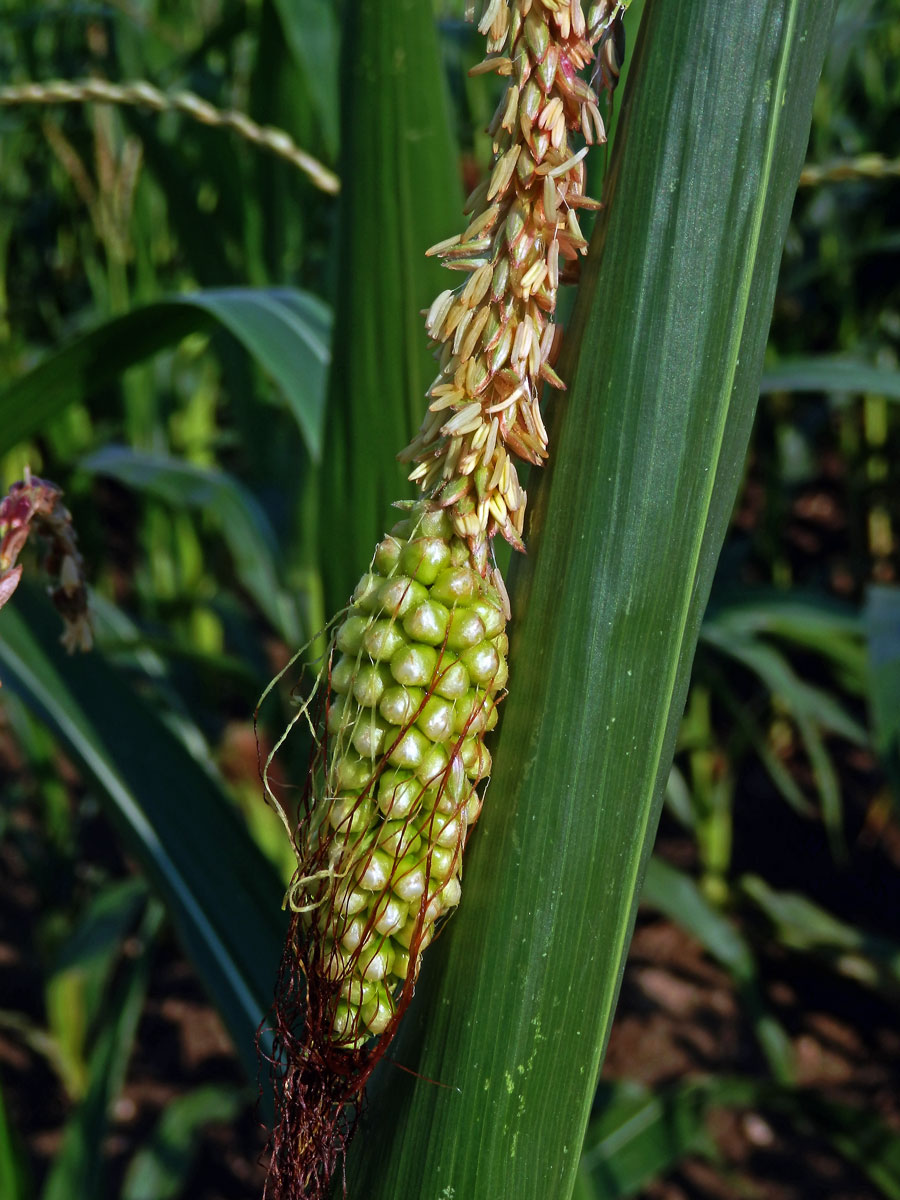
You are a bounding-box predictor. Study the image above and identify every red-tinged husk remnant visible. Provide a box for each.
[0,470,92,661]
[262,3,629,1196]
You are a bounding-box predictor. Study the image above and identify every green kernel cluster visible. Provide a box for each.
[307,505,508,1048]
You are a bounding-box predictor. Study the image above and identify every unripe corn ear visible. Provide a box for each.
[260,505,508,1199]
[278,502,508,1050]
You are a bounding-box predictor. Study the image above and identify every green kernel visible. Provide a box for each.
[428,843,457,881]
[331,1001,358,1043]
[358,939,394,982]
[336,754,375,791]
[391,855,427,902]
[449,540,470,566]
[389,517,415,539]
[466,790,483,825]
[364,619,407,662]
[459,736,491,779]
[418,807,461,849]
[470,597,505,637]
[403,598,451,646]
[453,689,497,736]
[372,893,409,936]
[391,945,411,980]
[352,663,390,707]
[460,640,501,685]
[390,643,439,687]
[376,770,423,819]
[377,575,427,619]
[340,976,374,1007]
[351,713,389,759]
[424,875,462,924]
[399,537,451,585]
[416,694,455,742]
[419,509,453,539]
[352,572,382,612]
[417,740,450,785]
[323,942,352,981]
[378,819,421,860]
[340,915,367,953]
[373,535,403,575]
[430,566,479,607]
[492,655,509,690]
[388,726,430,769]
[379,685,424,727]
[432,656,470,699]
[394,915,433,951]
[333,880,368,918]
[442,755,468,805]
[336,613,370,654]
[445,608,487,651]
[361,983,394,1035]
[356,849,392,890]
[330,655,356,694]
[326,695,353,736]
[328,795,374,835]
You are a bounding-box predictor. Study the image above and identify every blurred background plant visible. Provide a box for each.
[0,1,898,1198]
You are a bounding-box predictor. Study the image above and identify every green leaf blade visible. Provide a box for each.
[0,288,331,460]
[0,593,286,1085]
[348,0,837,1195]
[80,446,301,643]
[319,0,462,612]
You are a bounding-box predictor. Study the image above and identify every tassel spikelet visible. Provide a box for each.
[263,4,629,1196]
[402,0,626,572]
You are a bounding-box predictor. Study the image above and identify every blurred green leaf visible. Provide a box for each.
[760,358,900,399]
[579,1076,900,1200]
[707,664,815,818]
[701,622,867,744]
[0,1075,31,1200]
[865,584,900,804]
[121,1084,246,1200]
[0,288,331,460]
[705,592,866,690]
[0,590,287,1084]
[643,858,794,1080]
[742,873,900,1000]
[643,858,753,978]
[348,1,836,1194]
[767,1090,900,1199]
[45,878,148,1101]
[578,1078,716,1200]
[42,899,164,1200]
[81,445,302,644]
[320,0,463,611]
[270,0,339,160]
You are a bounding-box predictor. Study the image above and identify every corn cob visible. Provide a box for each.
[296,503,507,1048]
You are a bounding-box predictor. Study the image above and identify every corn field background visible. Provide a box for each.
[1,1,900,1198]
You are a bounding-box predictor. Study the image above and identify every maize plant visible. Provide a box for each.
[336,1,836,1198]
[0,0,848,1195]
[263,4,629,1195]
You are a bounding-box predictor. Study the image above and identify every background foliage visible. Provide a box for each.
[0,1,898,1197]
